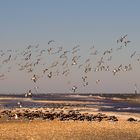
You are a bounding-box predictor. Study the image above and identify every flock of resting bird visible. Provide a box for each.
[0,34,139,95]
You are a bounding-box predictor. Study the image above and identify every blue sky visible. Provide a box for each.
[0,0,140,48]
[0,0,140,93]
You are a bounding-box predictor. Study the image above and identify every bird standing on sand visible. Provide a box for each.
[14,114,18,119]
[17,101,22,108]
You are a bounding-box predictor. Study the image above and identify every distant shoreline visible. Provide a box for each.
[0,93,140,113]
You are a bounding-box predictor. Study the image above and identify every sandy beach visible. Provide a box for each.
[0,106,140,140]
[0,120,140,140]
[0,94,140,139]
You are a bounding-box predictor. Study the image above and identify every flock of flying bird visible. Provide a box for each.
[0,34,139,94]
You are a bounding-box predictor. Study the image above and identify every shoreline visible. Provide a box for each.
[0,93,140,114]
[0,107,140,122]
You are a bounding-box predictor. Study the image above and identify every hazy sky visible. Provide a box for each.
[0,0,140,94]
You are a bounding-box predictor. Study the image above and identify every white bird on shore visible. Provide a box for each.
[17,101,22,108]
[14,114,18,119]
